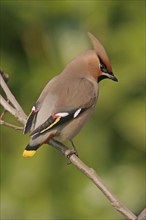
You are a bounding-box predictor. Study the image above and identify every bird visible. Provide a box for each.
[23,32,118,157]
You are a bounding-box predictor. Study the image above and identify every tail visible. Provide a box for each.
[23,144,39,158]
[23,131,56,158]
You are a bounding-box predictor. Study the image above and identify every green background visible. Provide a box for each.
[0,0,145,219]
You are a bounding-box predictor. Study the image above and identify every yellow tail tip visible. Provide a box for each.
[23,150,36,157]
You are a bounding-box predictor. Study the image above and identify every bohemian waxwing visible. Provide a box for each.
[23,32,118,157]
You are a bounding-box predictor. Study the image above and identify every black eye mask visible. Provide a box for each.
[98,56,108,73]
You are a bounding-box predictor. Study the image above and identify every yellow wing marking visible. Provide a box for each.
[40,116,61,134]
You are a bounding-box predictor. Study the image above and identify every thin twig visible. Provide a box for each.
[0,72,26,119]
[0,108,7,120]
[0,95,26,124]
[0,120,23,130]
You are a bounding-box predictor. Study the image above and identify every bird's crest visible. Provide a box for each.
[88,32,112,73]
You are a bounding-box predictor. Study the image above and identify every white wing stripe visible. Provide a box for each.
[74,108,82,118]
[55,112,69,117]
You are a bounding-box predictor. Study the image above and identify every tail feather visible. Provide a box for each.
[23,132,56,158]
[23,144,39,158]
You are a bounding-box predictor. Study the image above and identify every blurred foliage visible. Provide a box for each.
[0,0,145,219]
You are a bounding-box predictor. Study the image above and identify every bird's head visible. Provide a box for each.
[87,32,118,83]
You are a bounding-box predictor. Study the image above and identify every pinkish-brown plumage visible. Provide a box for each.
[23,32,118,157]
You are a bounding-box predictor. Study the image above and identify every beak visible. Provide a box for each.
[98,72,118,83]
[104,72,118,82]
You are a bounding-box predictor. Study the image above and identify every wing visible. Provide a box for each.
[23,75,59,134]
[24,73,98,137]
[30,107,88,139]
[23,104,39,134]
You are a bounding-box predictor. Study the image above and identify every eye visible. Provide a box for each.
[100,62,108,73]
[98,56,108,73]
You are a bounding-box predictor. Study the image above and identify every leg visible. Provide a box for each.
[48,139,78,159]
[69,140,79,157]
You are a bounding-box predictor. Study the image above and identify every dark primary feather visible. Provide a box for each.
[23,103,40,134]
[24,111,37,134]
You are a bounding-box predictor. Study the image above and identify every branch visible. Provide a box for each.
[137,209,146,220]
[48,139,137,220]
[0,119,23,130]
[0,95,26,125]
[0,70,27,125]
[0,71,26,118]
[0,70,141,220]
